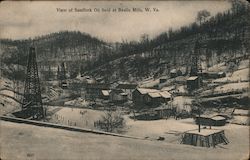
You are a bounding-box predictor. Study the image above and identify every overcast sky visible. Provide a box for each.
[0,1,231,42]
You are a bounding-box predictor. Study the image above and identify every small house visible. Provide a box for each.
[159,78,167,83]
[145,92,162,106]
[132,88,159,105]
[170,69,182,78]
[109,89,128,103]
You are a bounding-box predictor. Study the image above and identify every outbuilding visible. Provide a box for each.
[170,69,182,78]
[187,76,200,92]
[195,115,227,126]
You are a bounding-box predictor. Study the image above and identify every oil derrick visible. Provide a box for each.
[22,47,44,119]
[190,41,200,76]
[57,62,67,88]
[61,62,66,80]
[189,40,203,90]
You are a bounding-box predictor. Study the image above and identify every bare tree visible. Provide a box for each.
[196,10,211,25]
[98,110,125,132]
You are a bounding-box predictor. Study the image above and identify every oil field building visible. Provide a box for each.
[186,76,201,92]
[181,129,229,147]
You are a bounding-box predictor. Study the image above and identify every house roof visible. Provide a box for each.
[187,76,198,81]
[186,129,223,136]
[233,109,249,116]
[138,88,171,99]
[137,88,159,94]
[211,116,226,121]
[170,69,177,73]
[148,92,161,98]
[159,91,171,98]
[161,86,175,91]
[110,89,124,94]
[218,72,225,75]
[101,90,110,96]
[120,93,128,96]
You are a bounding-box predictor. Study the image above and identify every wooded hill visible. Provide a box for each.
[85,1,250,83]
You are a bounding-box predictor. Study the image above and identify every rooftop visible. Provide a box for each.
[101,90,110,96]
[187,76,198,81]
[159,91,171,98]
[233,109,249,116]
[211,116,226,121]
[186,129,223,136]
[137,88,159,94]
[148,92,162,98]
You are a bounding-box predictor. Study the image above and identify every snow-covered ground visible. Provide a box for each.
[64,97,90,107]
[125,117,197,142]
[213,82,249,92]
[208,62,227,72]
[0,78,21,115]
[213,68,249,83]
[139,78,159,88]
[1,120,249,160]
[47,107,104,129]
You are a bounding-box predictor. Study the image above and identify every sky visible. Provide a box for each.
[0,1,232,42]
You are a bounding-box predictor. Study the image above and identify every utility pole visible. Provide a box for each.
[198,107,201,132]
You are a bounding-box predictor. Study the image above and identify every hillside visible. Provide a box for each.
[86,5,250,83]
[0,31,114,80]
